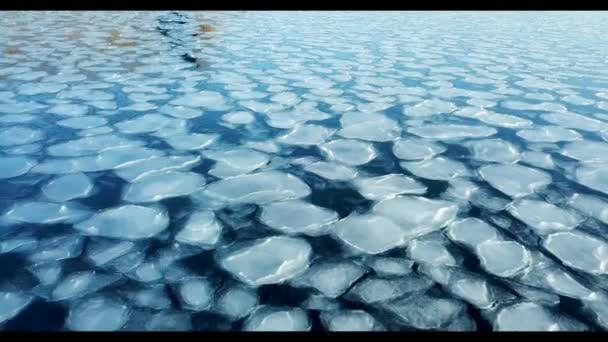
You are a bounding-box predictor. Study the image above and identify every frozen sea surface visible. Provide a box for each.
[1,11,608,331]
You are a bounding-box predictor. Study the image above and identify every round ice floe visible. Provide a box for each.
[74,205,169,240]
[292,260,368,298]
[543,231,608,276]
[560,140,608,163]
[0,292,33,324]
[222,111,255,124]
[114,114,176,134]
[47,134,143,157]
[260,200,338,236]
[516,125,582,143]
[476,240,531,278]
[175,211,223,248]
[354,174,426,200]
[407,240,459,266]
[204,149,269,178]
[67,296,129,331]
[0,126,44,146]
[0,156,36,179]
[541,112,608,132]
[95,147,165,170]
[494,302,561,331]
[408,124,496,140]
[347,273,435,303]
[219,236,312,286]
[392,138,446,160]
[337,119,401,142]
[277,124,335,146]
[3,201,89,225]
[319,139,376,166]
[479,163,551,198]
[331,214,409,254]
[202,171,311,205]
[48,103,89,117]
[404,98,457,117]
[507,199,582,235]
[57,116,108,130]
[401,157,468,180]
[214,285,259,319]
[465,139,520,164]
[244,306,311,331]
[381,293,466,330]
[320,310,382,331]
[567,193,608,225]
[52,271,121,301]
[446,218,499,248]
[521,151,555,169]
[114,155,201,182]
[159,104,203,119]
[177,278,216,311]
[123,171,206,203]
[169,91,228,111]
[165,133,218,151]
[574,164,608,195]
[42,172,94,202]
[304,161,358,181]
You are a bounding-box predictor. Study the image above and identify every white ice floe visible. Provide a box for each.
[57,116,108,130]
[347,274,435,304]
[260,200,338,236]
[74,205,169,240]
[409,124,496,140]
[122,171,206,203]
[0,292,33,324]
[516,125,582,143]
[86,239,135,266]
[3,201,89,225]
[175,210,223,248]
[304,161,358,181]
[542,112,608,132]
[465,139,520,164]
[204,149,269,178]
[214,285,258,319]
[560,140,608,163]
[48,103,89,116]
[493,302,584,331]
[381,293,466,330]
[41,172,94,202]
[567,193,608,224]
[0,156,36,179]
[319,139,377,166]
[47,134,143,157]
[406,239,459,266]
[177,278,216,311]
[67,296,129,331]
[521,151,555,169]
[277,124,335,146]
[507,199,582,235]
[354,174,426,200]
[170,91,229,111]
[331,214,410,254]
[476,240,531,278]
[574,163,608,195]
[292,260,368,298]
[479,163,551,198]
[52,271,121,301]
[159,105,203,119]
[244,306,311,331]
[114,155,201,182]
[0,126,44,146]
[446,218,499,248]
[362,257,413,276]
[401,157,469,180]
[543,231,608,276]
[202,171,311,204]
[337,115,401,142]
[219,236,312,286]
[320,310,383,331]
[114,114,177,134]
[392,138,446,160]
[404,98,457,117]
[222,111,255,124]
[164,133,219,151]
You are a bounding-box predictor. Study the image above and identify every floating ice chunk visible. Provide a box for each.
[507,199,582,235]
[479,163,551,198]
[446,218,499,248]
[465,139,520,164]
[143,311,192,331]
[304,161,358,181]
[521,151,555,169]
[494,302,583,331]
[3,201,89,225]
[381,293,466,330]
[0,101,46,114]
[517,126,582,143]
[543,231,608,276]
[409,124,496,140]
[561,140,608,163]
[96,147,165,170]
[337,120,400,142]
[407,240,459,266]
[574,164,608,195]
[504,281,560,306]
[175,211,223,248]
[0,156,36,179]
[320,310,382,331]
[404,99,457,117]
[78,126,114,137]
[401,157,468,180]
[542,112,608,132]
[0,292,33,324]
[170,91,228,111]
[270,92,300,106]
[220,236,312,286]
[277,124,335,146]
[57,116,108,130]
[392,138,446,160]
[47,134,143,157]
[42,173,94,202]
[202,171,311,204]
[301,294,340,311]
[17,82,67,95]
[260,200,338,236]
[476,240,531,278]
[0,126,44,146]
[0,114,36,123]
[244,306,311,331]
[568,193,608,224]
[476,112,533,129]
[362,257,413,276]
[177,278,216,311]
[319,139,376,166]
[354,174,426,200]
[159,104,202,119]
[205,149,270,178]
[214,285,258,319]
[86,239,135,266]
[347,274,434,304]
[245,140,280,154]
[222,111,255,124]
[52,271,121,301]
[48,103,89,116]
[332,214,410,254]
[563,95,595,106]
[114,114,176,134]
[127,285,171,310]
[292,260,367,298]
[128,261,163,283]
[67,296,129,331]
[115,155,201,182]
[373,196,458,239]
[122,171,206,203]
[74,205,169,240]
[28,234,84,264]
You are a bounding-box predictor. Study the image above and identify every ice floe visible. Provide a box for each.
[74,205,169,240]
